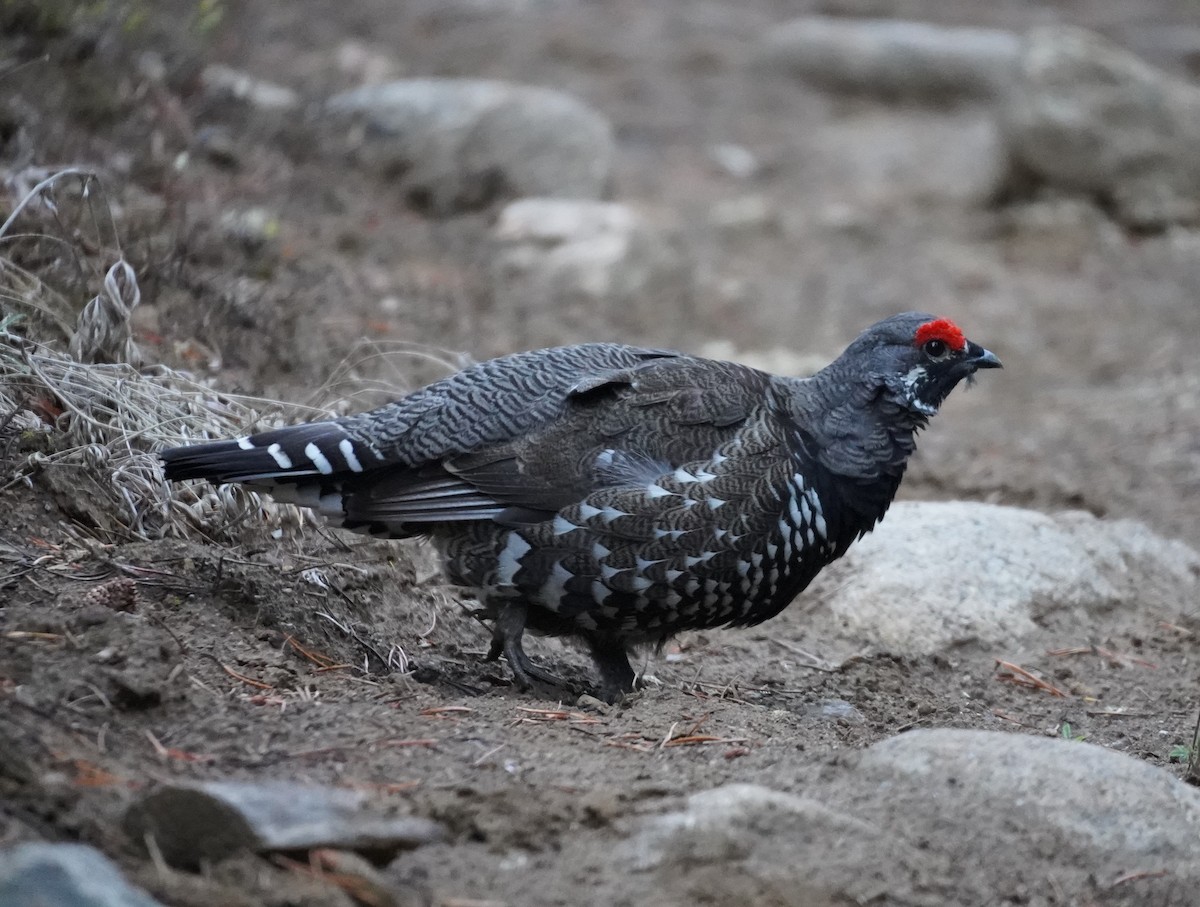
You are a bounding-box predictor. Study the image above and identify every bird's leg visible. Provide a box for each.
[485,601,563,690]
[587,636,637,704]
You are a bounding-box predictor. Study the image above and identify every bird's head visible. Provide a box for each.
[838,312,1002,419]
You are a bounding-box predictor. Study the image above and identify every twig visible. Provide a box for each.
[659,720,680,750]
[279,736,439,762]
[220,663,273,690]
[994,660,1068,698]
[1159,621,1193,637]
[472,743,506,766]
[603,734,654,753]
[144,728,168,758]
[0,167,96,239]
[1111,868,1169,887]
[663,735,750,748]
[375,738,439,749]
[3,630,64,641]
[283,633,341,669]
[990,708,1032,727]
[769,638,844,672]
[1047,645,1157,670]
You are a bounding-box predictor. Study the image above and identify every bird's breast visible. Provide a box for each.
[437,442,841,638]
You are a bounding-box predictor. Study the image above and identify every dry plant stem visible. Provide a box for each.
[0,328,321,543]
[0,168,99,240]
[1187,709,1200,784]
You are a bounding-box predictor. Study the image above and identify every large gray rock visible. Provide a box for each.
[758,17,1020,104]
[123,780,445,869]
[0,843,165,907]
[629,729,1200,905]
[1002,27,1200,229]
[326,79,614,214]
[200,64,300,111]
[806,502,1200,656]
[490,198,689,348]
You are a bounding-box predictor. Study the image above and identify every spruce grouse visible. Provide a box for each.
[162,312,1000,701]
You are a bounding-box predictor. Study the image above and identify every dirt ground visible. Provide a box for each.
[3,1,1200,905]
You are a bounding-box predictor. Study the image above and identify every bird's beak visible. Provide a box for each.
[966,342,1002,370]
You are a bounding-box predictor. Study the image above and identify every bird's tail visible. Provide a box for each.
[160,422,372,486]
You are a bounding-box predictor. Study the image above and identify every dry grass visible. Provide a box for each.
[0,327,322,543]
[0,169,475,546]
[0,170,330,544]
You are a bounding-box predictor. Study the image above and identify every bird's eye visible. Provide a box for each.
[922,339,949,360]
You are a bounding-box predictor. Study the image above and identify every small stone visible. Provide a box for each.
[810,699,865,724]
[194,126,240,169]
[219,208,281,251]
[104,669,162,710]
[708,195,778,234]
[334,40,402,84]
[575,693,612,713]
[325,79,614,214]
[135,51,166,84]
[0,842,166,907]
[200,64,300,111]
[123,781,446,869]
[73,606,115,628]
[94,646,121,664]
[758,17,1020,104]
[708,144,761,180]
[491,198,689,349]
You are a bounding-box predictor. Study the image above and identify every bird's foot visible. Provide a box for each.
[588,636,637,705]
[485,603,566,693]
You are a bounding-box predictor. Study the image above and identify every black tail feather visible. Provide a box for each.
[160,423,368,485]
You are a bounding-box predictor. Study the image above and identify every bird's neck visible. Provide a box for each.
[769,373,921,547]
[772,371,922,468]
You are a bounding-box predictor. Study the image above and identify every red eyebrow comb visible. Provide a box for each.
[915,318,966,351]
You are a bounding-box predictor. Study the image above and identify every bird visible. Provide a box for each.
[161,312,1000,702]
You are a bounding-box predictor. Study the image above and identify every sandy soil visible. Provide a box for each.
[3,1,1200,905]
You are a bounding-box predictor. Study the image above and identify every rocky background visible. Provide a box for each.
[3,1,1200,905]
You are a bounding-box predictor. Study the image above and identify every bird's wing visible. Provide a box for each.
[339,353,774,531]
[163,344,758,532]
[161,344,669,482]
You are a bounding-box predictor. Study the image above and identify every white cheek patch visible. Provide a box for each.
[903,365,938,415]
